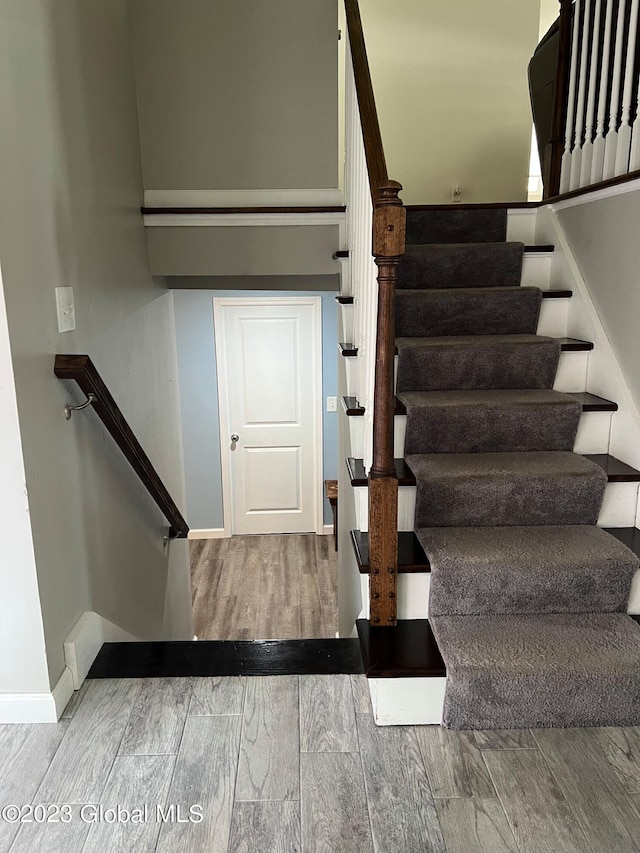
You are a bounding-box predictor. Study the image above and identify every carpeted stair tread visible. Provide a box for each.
[420,526,639,616]
[406,208,507,245]
[399,242,524,290]
[430,612,640,729]
[399,389,581,454]
[396,334,560,392]
[406,451,608,527]
[396,287,542,337]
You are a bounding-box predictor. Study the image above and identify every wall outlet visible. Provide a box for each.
[451,185,463,203]
[326,396,337,412]
[55,286,76,332]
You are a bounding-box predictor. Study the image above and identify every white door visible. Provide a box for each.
[214,297,323,535]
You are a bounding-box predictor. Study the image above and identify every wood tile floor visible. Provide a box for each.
[5,675,640,851]
[190,534,338,641]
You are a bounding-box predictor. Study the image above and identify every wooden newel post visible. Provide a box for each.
[368,180,405,626]
[543,0,574,198]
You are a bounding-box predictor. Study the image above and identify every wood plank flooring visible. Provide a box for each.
[7,676,640,851]
[190,534,338,640]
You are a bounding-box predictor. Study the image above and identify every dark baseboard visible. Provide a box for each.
[88,638,364,679]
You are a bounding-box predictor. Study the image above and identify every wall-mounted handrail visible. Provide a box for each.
[54,354,189,539]
[344,0,406,626]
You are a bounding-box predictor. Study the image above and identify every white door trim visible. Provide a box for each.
[213,296,324,536]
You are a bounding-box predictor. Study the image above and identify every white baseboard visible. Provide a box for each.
[144,188,344,208]
[187,528,229,540]
[0,667,74,724]
[64,612,138,690]
[323,524,334,535]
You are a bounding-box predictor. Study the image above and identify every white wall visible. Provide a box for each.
[0,0,193,691]
[0,266,50,697]
[555,186,640,409]
[359,0,542,204]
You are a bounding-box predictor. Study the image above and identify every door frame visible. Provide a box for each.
[213,295,324,536]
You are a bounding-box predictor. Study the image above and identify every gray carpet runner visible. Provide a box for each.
[397,206,640,729]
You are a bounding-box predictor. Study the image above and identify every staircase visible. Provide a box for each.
[345,206,640,729]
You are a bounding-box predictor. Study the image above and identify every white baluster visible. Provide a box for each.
[561,0,583,193]
[603,0,628,179]
[614,0,639,174]
[570,0,592,189]
[580,0,603,185]
[591,0,615,182]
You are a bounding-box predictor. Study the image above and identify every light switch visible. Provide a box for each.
[55,287,76,333]
[326,396,337,412]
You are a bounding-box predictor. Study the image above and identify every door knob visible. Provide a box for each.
[231,433,239,443]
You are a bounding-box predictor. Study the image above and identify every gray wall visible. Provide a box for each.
[129,0,339,191]
[557,189,640,408]
[0,0,193,688]
[174,290,339,530]
[147,225,342,277]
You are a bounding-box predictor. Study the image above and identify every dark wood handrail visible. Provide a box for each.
[543,0,575,198]
[344,0,388,201]
[345,0,406,626]
[54,354,189,539]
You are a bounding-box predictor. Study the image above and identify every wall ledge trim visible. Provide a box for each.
[143,211,346,228]
[144,189,344,209]
[551,176,640,211]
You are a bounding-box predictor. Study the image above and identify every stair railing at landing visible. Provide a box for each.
[344,0,405,626]
[54,354,189,539]
[544,0,640,198]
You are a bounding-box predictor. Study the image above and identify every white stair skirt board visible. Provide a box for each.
[573,411,613,454]
[188,528,228,540]
[537,298,569,337]
[506,209,538,243]
[359,574,431,621]
[0,668,74,724]
[369,677,446,726]
[553,351,589,392]
[521,252,553,289]
[353,486,416,533]
[64,611,139,690]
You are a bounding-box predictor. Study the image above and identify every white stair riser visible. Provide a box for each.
[598,482,640,527]
[553,351,589,392]
[369,677,446,726]
[506,210,538,243]
[347,415,406,458]
[522,253,553,289]
[345,356,357,397]
[627,572,640,614]
[574,412,612,454]
[360,574,431,621]
[537,299,569,337]
[354,486,415,532]
[354,481,638,531]
[340,303,353,342]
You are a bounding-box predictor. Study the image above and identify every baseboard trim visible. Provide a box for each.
[187,528,229,540]
[144,188,344,209]
[323,524,334,535]
[0,666,74,724]
[64,612,139,690]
